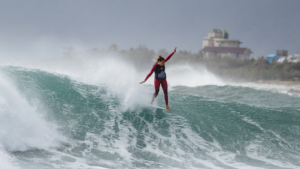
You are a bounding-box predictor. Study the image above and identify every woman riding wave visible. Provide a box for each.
[140,47,177,110]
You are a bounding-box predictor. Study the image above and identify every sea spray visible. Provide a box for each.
[0,71,65,151]
[0,50,224,110]
[0,144,20,169]
[166,64,224,87]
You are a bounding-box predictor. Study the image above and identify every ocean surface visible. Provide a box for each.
[1,65,300,169]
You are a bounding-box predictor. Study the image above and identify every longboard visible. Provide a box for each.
[148,104,166,110]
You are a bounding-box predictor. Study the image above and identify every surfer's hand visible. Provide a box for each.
[174,47,177,53]
[140,80,146,84]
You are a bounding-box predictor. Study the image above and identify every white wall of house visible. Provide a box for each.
[240,52,251,60]
[208,31,223,38]
[203,51,251,59]
[203,36,241,48]
[203,52,237,58]
[217,41,240,48]
[203,52,216,58]
[217,53,238,58]
[226,53,238,58]
[202,38,214,48]
[213,39,241,48]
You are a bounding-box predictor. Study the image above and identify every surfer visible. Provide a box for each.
[140,47,177,110]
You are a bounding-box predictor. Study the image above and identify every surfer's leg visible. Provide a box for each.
[161,79,168,105]
[161,79,171,110]
[151,79,160,104]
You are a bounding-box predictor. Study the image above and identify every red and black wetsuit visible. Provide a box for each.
[144,52,175,105]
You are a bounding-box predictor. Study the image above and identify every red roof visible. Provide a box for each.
[201,46,252,54]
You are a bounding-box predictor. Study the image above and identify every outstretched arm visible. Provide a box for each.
[140,66,156,84]
[165,47,177,62]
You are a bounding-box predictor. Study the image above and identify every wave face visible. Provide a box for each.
[1,66,300,169]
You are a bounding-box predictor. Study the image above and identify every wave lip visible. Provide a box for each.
[0,71,65,152]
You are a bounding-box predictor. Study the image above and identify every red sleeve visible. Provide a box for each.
[144,66,156,81]
[165,52,174,62]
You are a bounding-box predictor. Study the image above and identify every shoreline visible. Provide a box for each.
[229,80,300,95]
[255,80,300,86]
[226,79,300,86]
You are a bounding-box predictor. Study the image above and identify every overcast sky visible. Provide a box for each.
[0,0,299,59]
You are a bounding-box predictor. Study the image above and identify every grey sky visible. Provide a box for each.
[0,0,299,58]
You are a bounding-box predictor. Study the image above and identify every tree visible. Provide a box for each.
[223,29,229,39]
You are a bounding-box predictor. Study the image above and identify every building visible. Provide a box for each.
[266,54,280,63]
[201,29,252,59]
[277,57,286,63]
[287,54,300,63]
[276,50,288,57]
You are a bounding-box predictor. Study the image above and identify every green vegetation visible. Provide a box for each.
[223,29,229,39]
[201,57,300,81]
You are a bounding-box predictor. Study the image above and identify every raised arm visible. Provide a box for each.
[165,47,177,62]
[140,66,156,84]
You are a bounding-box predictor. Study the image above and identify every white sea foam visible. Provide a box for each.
[0,72,65,152]
[1,50,225,112]
[0,145,20,169]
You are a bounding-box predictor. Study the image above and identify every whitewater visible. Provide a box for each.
[1,53,300,169]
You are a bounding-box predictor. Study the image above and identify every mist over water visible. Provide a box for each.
[0,48,300,169]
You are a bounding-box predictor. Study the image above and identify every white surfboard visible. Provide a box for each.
[148,104,166,110]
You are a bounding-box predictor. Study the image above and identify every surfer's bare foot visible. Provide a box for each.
[166,105,172,110]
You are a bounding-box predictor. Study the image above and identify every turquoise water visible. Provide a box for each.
[1,66,300,169]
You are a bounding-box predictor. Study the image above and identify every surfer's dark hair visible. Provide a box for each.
[157,55,165,62]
